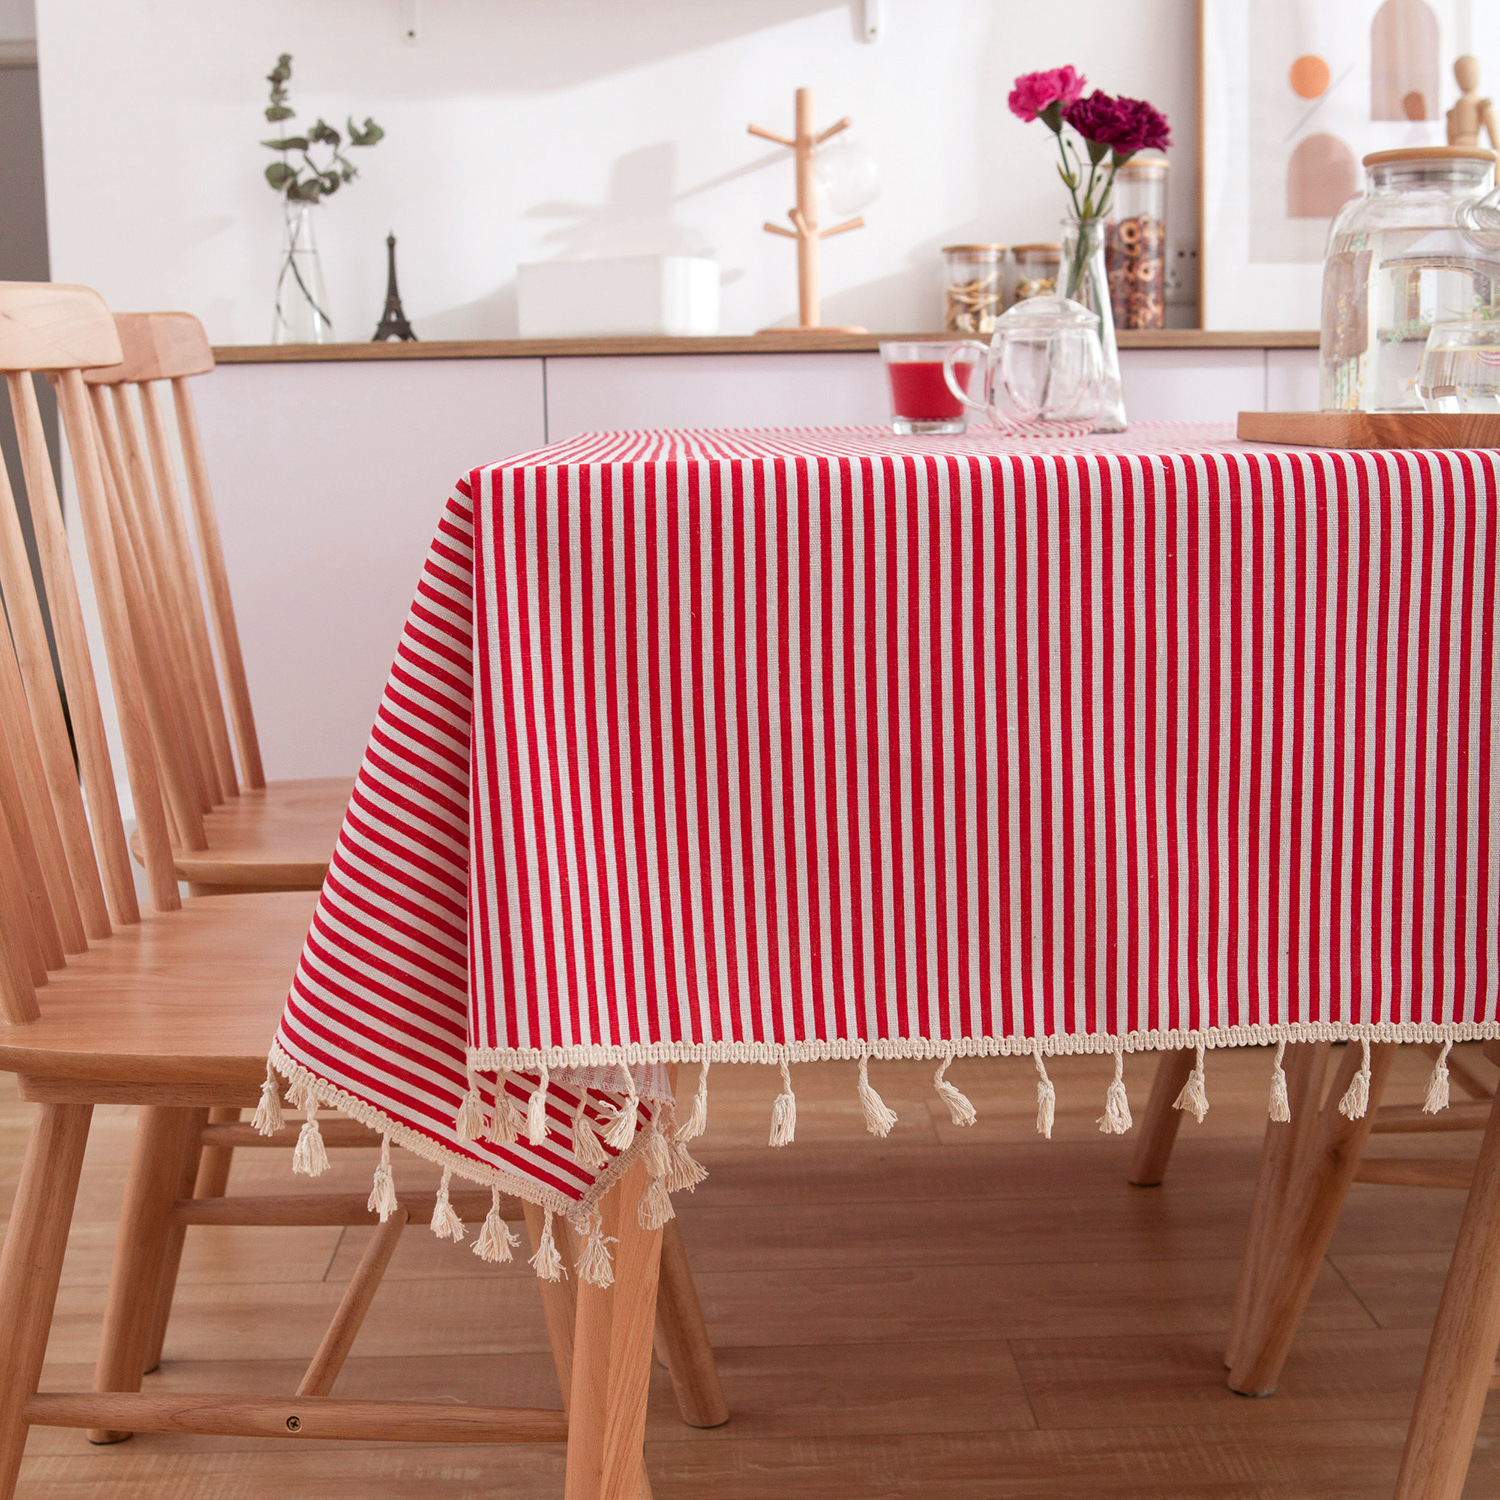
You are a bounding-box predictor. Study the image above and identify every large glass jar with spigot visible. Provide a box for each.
[1321,147,1500,411]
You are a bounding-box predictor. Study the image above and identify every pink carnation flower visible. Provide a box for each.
[1065,90,1171,157]
[1008,66,1087,124]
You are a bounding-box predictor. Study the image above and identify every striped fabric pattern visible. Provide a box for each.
[272,423,1500,1208]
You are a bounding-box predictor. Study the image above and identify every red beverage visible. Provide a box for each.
[886,359,973,421]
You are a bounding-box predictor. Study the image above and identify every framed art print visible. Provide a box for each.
[1200,0,1500,328]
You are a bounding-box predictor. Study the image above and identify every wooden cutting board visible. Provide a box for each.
[1238,410,1500,449]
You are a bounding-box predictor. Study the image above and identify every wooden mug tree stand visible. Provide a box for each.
[749,86,867,334]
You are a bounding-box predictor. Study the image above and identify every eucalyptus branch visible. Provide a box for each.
[260,53,384,205]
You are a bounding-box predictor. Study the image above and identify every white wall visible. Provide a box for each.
[34,0,1198,344]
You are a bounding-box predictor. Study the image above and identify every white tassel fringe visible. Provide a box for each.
[1034,1046,1055,1139]
[572,1093,609,1169]
[1269,1039,1291,1123]
[934,1054,977,1127]
[857,1054,898,1137]
[526,1066,551,1146]
[678,1061,709,1142]
[1098,1049,1133,1135]
[1423,1041,1452,1115]
[666,1134,708,1192]
[474,1187,518,1263]
[430,1167,465,1242]
[574,1209,616,1288]
[487,1082,522,1145]
[367,1134,399,1221]
[292,1100,330,1177]
[1338,1038,1372,1120]
[252,1062,285,1137]
[454,1067,487,1141]
[769,1058,797,1147]
[530,1207,565,1282]
[1174,1043,1209,1124]
[604,1064,640,1151]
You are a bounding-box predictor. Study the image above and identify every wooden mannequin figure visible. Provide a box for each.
[1447,54,1500,150]
[748,86,867,333]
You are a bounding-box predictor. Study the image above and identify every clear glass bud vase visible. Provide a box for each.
[1061,215,1127,432]
[272,198,333,344]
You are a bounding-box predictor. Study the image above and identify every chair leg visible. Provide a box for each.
[1393,1091,1500,1500]
[1224,1041,1331,1370]
[1227,1041,1396,1396]
[653,1218,728,1428]
[193,1105,239,1197]
[1127,1047,1197,1186]
[141,1105,213,1375]
[564,1160,663,1500]
[91,1106,206,1442]
[0,1102,93,1498]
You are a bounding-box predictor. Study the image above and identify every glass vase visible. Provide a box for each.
[272,198,333,344]
[1061,215,1127,432]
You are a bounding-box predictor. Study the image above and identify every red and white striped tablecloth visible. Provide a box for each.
[269,422,1500,1263]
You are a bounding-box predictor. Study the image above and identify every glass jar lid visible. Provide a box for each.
[994,293,1099,332]
[942,243,1006,253]
[1117,153,1169,178]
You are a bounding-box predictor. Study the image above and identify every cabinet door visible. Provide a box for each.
[545,352,889,440]
[192,357,546,779]
[1118,348,1268,422]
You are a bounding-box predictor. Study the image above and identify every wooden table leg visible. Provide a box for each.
[1227,1041,1396,1396]
[91,1107,206,1441]
[0,1102,93,1497]
[527,1201,579,1411]
[1225,1041,1331,1370]
[1394,1092,1500,1500]
[653,1218,728,1428]
[1127,1048,1196,1186]
[565,1160,663,1500]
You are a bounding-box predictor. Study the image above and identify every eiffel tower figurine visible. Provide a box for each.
[371,232,417,341]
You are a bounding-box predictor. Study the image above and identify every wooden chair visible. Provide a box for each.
[80,310,351,896]
[0,282,719,1498]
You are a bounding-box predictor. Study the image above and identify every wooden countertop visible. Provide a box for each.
[210,329,1321,364]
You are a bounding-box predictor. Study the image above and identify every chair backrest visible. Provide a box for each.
[83,312,264,791]
[0,282,183,1028]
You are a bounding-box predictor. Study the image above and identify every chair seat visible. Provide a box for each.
[129,777,352,890]
[0,890,316,1086]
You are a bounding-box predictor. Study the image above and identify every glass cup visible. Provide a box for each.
[1418,318,1500,412]
[942,295,1105,427]
[881,340,983,434]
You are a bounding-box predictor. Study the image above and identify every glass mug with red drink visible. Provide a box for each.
[881,340,984,434]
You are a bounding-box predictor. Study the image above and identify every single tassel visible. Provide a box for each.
[1423,1040,1453,1115]
[526,1065,552,1146]
[1268,1039,1292,1123]
[666,1135,709,1192]
[639,1173,676,1230]
[641,1119,673,1178]
[530,1207,566,1282]
[769,1058,797,1147]
[1034,1046,1056,1140]
[1174,1043,1210,1124]
[454,1066,487,1141]
[678,1060,710,1142]
[430,1166,466,1242]
[473,1186,518,1263]
[487,1082,522,1145]
[934,1053,977,1127]
[252,1061,286,1137]
[1339,1037,1373,1121]
[857,1054,898,1137]
[603,1069,640,1152]
[1098,1048,1133,1135]
[574,1209,617,1288]
[367,1134,399,1221]
[292,1099,330,1177]
[572,1093,609,1170]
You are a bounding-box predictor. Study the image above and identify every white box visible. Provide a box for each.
[516,255,720,339]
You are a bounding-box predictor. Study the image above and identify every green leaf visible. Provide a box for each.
[264,104,294,122]
[287,179,322,202]
[347,116,384,147]
[308,118,341,148]
[261,135,308,152]
[318,170,341,195]
[268,54,291,84]
[264,162,296,190]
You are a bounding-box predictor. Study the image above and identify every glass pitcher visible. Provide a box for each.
[1321,147,1500,412]
[942,294,1105,427]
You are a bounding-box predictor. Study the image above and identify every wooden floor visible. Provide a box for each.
[4,1043,1499,1498]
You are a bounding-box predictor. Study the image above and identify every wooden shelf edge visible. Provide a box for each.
[211,329,1321,365]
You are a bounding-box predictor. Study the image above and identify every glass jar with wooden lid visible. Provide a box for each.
[942,244,1007,334]
[1012,243,1061,302]
[1106,153,1168,329]
[1321,145,1500,411]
